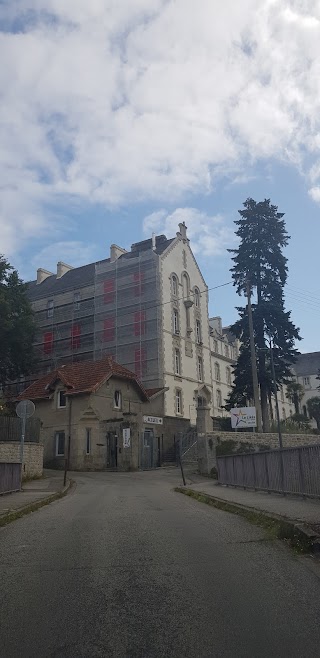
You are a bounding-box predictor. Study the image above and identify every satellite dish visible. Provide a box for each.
[16,400,35,419]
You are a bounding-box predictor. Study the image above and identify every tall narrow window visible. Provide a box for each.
[133,272,144,297]
[47,300,54,318]
[73,291,81,310]
[86,428,91,455]
[216,390,222,409]
[57,390,67,408]
[114,390,122,409]
[224,345,229,358]
[197,357,203,381]
[175,349,181,375]
[282,407,286,420]
[135,347,147,379]
[194,287,200,308]
[173,309,179,334]
[71,324,81,349]
[134,310,146,336]
[104,279,115,304]
[280,386,284,402]
[55,431,65,456]
[176,390,182,414]
[214,339,218,353]
[103,317,115,342]
[172,275,178,297]
[226,366,231,386]
[215,362,220,382]
[196,320,201,344]
[44,331,53,355]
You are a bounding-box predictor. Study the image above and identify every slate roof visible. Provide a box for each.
[293,352,320,377]
[18,356,149,401]
[27,235,175,300]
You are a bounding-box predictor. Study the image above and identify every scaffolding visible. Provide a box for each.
[12,246,163,395]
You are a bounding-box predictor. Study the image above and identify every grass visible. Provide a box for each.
[175,487,317,553]
[0,480,73,528]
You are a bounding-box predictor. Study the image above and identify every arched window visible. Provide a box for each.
[215,362,220,382]
[226,367,231,386]
[216,389,222,408]
[172,275,178,297]
[214,339,218,353]
[194,287,200,308]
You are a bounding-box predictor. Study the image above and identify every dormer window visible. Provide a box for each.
[58,390,67,408]
[114,390,122,409]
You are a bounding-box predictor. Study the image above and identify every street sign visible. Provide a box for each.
[143,415,163,425]
[231,407,256,429]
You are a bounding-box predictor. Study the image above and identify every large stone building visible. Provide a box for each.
[293,352,320,425]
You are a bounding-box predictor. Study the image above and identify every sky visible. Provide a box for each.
[1,0,320,353]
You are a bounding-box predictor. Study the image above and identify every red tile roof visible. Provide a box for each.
[18,357,149,401]
[145,387,165,398]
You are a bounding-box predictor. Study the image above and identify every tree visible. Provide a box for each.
[285,380,304,415]
[227,198,301,431]
[0,255,37,390]
[306,397,320,431]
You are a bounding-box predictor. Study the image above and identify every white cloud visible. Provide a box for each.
[31,240,97,274]
[2,0,320,253]
[143,208,235,256]
[308,186,320,202]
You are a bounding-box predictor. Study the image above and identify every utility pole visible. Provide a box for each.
[246,280,262,432]
[269,339,283,450]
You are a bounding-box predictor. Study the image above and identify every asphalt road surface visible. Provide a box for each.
[1,469,320,658]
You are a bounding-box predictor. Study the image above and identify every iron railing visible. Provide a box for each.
[0,462,21,495]
[217,444,320,498]
[0,417,41,443]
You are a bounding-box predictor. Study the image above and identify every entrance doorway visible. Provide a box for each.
[107,432,118,469]
[140,429,154,469]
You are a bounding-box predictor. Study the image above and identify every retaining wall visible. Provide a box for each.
[0,442,43,478]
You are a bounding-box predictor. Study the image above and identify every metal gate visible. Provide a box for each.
[180,429,198,467]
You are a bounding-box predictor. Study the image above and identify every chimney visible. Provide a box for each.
[177,221,188,241]
[152,233,156,251]
[110,244,127,262]
[37,268,54,285]
[57,262,74,279]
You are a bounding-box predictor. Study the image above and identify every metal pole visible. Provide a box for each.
[246,280,262,432]
[179,435,186,486]
[269,340,283,450]
[20,415,26,485]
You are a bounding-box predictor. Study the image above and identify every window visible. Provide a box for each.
[173,309,179,334]
[224,345,229,358]
[55,431,65,456]
[134,310,146,337]
[194,287,200,308]
[103,317,115,342]
[214,339,218,353]
[280,386,284,402]
[135,347,147,379]
[73,291,81,310]
[172,275,178,297]
[71,324,81,349]
[86,428,91,455]
[47,300,54,318]
[133,271,144,297]
[114,390,122,409]
[182,273,189,299]
[215,362,220,382]
[303,376,310,387]
[57,390,67,408]
[226,367,231,386]
[104,279,115,304]
[197,356,203,381]
[197,396,204,407]
[282,407,286,420]
[182,249,187,268]
[176,389,182,414]
[43,331,53,355]
[175,349,181,375]
[196,320,201,344]
[216,389,222,409]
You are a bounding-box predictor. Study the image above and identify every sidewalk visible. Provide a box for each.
[185,480,320,530]
[0,470,70,523]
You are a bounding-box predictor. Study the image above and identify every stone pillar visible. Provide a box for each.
[196,405,217,476]
[196,405,212,435]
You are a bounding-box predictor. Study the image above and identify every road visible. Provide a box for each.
[1,469,320,658]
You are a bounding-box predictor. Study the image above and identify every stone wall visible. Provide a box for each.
[214,431,320,451]
[0,442,44,478]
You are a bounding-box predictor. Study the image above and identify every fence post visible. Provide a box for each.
[298,448,306,499]
[264,452,270,494]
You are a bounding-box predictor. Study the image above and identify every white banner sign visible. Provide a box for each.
[143,415,163,426]
[231,407,256,429]
[123,428,131,448]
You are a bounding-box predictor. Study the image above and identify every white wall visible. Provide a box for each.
[160,235,212,421]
